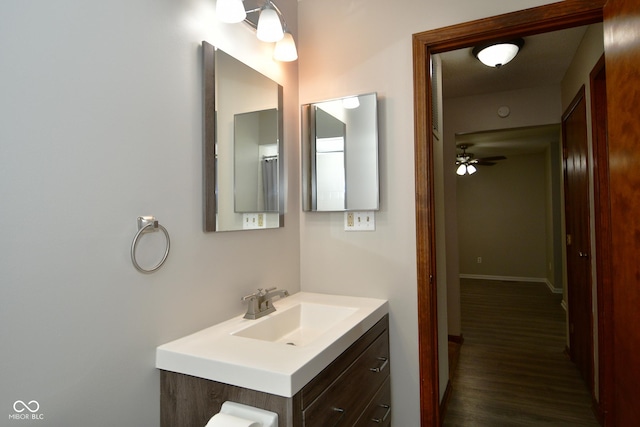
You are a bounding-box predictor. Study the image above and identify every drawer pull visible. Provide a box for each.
[372,404,391,423]
[369,357,389,373]
[331,407,346,425]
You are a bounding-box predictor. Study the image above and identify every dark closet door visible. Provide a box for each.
[562,86,594,391]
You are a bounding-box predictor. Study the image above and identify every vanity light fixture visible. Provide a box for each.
[256,4,283,42]
[273,32,298,62]
[215,0,298,62]
[472,38,524,68]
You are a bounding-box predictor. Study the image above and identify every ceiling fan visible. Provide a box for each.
[456,144,507,175]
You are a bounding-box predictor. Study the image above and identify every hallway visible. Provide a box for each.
[443,279,599,426]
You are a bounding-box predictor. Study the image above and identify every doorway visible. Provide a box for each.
[411,1,607,425]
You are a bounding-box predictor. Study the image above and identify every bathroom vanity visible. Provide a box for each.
[157,293,390,426]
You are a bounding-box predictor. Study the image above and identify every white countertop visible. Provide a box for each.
[156,292,388,397]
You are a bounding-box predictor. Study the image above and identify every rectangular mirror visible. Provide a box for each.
[301,93,379,211]
[203,41,284,232]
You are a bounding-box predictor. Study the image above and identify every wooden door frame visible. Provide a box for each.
[412,1,606,425]
[590,54,612,425]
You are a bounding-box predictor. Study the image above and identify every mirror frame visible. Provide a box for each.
[202,41,284,232]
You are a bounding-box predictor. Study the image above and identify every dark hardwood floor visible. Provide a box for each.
[443,279,599,426]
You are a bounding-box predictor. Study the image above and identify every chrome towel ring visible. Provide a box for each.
[131,216,170,273]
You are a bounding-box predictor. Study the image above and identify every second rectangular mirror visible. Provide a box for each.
[301,93,379,212]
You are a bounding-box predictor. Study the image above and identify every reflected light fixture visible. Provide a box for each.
[215,0,298,62]
[342,96,360,109]
[472,38,524,68]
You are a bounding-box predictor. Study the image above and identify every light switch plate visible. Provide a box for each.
[344,211,375,231]
[243,213,266,229]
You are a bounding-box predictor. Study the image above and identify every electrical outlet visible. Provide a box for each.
[346,212,355,228]
[345,211,375,231]
[477,257,482,264]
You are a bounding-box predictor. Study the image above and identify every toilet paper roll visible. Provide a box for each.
[204,413,261,427]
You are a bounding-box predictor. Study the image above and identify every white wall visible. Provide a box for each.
[297,0,559,425]
[457,152,549,278]
[0,1,299,426]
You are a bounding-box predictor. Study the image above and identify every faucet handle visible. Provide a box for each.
[241,290,260,301]
[242,287,277,301]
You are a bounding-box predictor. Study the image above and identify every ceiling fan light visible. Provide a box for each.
[456,164,467,175]
[257,6,284,42]
[467,164,477,174]
[216,0,246,24]
[473,39,524,68]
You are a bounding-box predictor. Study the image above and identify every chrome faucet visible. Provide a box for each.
[241,287,290,320]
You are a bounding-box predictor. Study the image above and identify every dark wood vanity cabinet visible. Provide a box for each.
[160,315,391,427]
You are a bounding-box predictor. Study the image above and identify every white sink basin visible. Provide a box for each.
[232,302,358,346]
[156,292,388,397]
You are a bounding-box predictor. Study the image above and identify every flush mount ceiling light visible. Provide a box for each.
[215,0,298,62]
[472,38,524,68]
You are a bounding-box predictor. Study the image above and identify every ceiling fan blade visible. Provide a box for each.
[477,155,506,162]
[475,161,497,166]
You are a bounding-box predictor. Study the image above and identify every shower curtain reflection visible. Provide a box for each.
[262,156,278,212]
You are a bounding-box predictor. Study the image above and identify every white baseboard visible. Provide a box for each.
[459,274,563,294]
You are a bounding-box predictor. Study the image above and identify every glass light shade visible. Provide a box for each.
[257,7,284,42]
[273,32,298,62]
[475,43,520,68]
[467,164,477,174]
[456,164,467,175]
[216,0,246,23]
[342,96,360,109]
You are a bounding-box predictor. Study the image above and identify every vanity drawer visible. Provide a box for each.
[301,315,389,408]
[355,376,391,427]
[302,329,390,427]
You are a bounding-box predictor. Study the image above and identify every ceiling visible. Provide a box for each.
[440,26,589,99]
[456,124,561,158]
[440,25,591,159]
